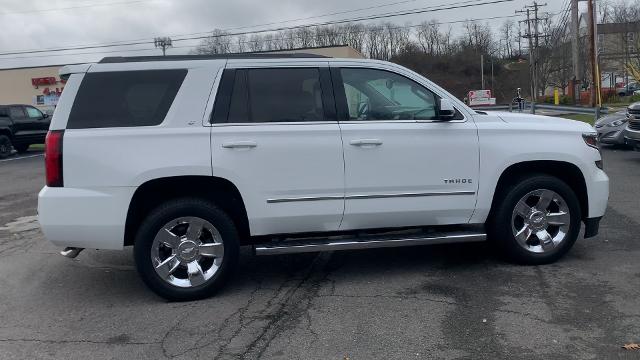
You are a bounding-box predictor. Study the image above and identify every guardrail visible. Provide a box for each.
[471,103,609,117]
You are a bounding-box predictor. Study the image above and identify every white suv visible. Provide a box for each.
[38,54,609,301]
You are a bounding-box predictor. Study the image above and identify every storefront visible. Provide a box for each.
[0,65,65,114]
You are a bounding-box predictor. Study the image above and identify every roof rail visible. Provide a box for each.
[99,53,328,63]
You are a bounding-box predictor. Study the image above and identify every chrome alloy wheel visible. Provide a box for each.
[151,216,224,288]
[511,189,571,254]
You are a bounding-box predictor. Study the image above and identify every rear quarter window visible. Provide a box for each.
[67,69,187,129]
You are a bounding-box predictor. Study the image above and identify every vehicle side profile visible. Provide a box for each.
[0,104,50,158]
[38,55,609,301]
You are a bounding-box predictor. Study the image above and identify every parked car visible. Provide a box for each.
[616,81,640,97]
[624,102,640,150]
[594,109,628,145]
[0,104,50,158]
[38,55,609,301]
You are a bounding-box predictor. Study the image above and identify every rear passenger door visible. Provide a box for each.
[210,63,344,236]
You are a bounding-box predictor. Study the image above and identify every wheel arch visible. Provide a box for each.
[124,176,250,247]
[489,160,589,220]
[0,127,13,139]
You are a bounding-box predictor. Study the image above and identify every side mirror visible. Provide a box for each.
[43,113,49,119]
[438,98,456,120]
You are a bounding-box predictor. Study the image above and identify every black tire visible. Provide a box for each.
[134,198,240,301]
[488,174,581,265]
[14,143,30,153]
[0,135,12,159]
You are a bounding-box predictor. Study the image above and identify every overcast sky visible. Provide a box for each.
[0,0,566,69]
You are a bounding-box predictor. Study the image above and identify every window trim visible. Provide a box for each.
[210,66,336,125]
[330,66,466,124]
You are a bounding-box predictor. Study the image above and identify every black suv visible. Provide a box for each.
[0,105,51,158]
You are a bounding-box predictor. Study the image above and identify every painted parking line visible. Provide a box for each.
[0,154,44,163]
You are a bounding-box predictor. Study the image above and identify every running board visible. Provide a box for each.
[254,228,486,256]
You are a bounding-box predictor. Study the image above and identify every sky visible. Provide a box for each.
[0,0,567,69]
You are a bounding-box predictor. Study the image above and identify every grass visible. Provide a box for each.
[29,144,44,150]
[556,113,595,124]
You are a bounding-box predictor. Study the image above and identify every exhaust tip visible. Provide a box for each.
[60,247,84,259]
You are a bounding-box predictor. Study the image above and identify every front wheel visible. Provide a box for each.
[134,198,239,301]
[488,175,581,265]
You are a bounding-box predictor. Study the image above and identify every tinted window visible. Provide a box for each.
[225,68,324,123]
[340,68,438,121]
[10,107,26,119]
[25,106,43,119]
[227,70,249,123]
[0,107,7,117]
[67,70,187,129]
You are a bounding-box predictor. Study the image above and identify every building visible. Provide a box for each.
[0,64,67,114]
[0,45,364,113]
[597,22,640,87]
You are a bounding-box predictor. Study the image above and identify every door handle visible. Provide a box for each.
[222,141,257,149]
[349,139,383,146]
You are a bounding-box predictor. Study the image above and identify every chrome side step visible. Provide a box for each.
[254,228,486,256]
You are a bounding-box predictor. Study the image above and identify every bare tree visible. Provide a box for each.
[499,19,516,58]
[194,29,232,54]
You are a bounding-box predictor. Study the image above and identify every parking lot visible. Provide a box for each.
[0,147,639,360]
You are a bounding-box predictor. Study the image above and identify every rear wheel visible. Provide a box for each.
[14,143,30,153]
[488,175,581,264]
[0,135,12,159]
[134,198,239,301]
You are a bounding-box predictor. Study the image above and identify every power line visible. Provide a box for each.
[0,0,514,57]
[0,0,157,15]
[0,0,486,53]
[0,13,522,61]
[221,0,484,33]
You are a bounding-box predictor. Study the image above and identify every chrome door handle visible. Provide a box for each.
[222,141,257,149]
[349,139,383,146]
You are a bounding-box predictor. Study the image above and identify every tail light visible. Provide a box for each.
[45,130,64,187]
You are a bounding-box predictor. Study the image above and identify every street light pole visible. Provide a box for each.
[481,54,485,89]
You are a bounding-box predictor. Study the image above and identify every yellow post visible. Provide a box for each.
[554,88,560,105]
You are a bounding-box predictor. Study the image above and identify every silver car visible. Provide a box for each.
[595,110,629,145]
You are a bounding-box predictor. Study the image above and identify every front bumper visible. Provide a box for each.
[624,136,640,150]
[597,128,626,145]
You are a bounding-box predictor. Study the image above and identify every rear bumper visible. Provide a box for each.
[38,186,134,250]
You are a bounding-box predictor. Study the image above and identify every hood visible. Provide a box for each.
[492,112,594,131]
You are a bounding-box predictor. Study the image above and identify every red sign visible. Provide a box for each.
[31,77,57,87]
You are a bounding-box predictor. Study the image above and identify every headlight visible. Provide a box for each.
[582,133,599,150]
[608,119,628,127]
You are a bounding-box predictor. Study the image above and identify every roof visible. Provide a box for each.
[597,22,640,34]
[99,53,327,64]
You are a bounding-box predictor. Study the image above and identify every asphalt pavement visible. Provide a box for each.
[0,147,639,360]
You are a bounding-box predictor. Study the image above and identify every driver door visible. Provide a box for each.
[331,64,480,231]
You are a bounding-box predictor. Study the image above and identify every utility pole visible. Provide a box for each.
[481,54,485,89]
[571,0,581,104]
[517,1,547,113]
[154,37,173,56]
[587,0,598,107]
